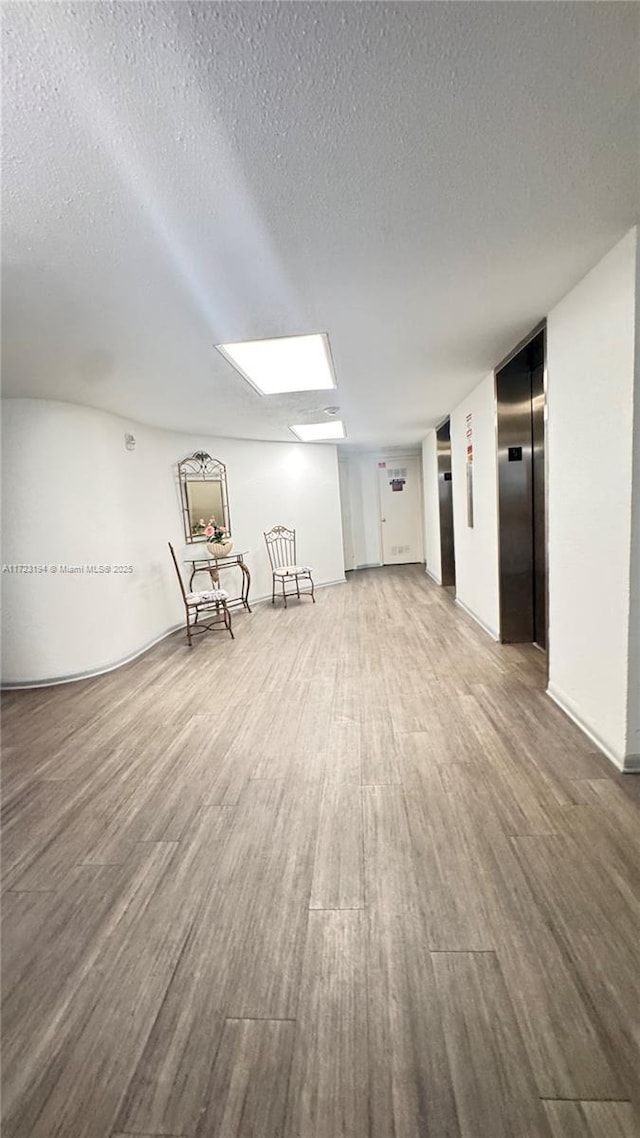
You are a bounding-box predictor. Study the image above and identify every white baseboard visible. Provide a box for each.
[545,682,637,773]
[317,576,347,590]
[1,622,185,690]
[454,597,499,641]
[425,567,442,585]
[1,578,348,691]
[250,576,346,604]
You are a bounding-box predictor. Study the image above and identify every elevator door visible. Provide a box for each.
[496,329,546,648]
[531,359,546,648]
[436,419,456,587]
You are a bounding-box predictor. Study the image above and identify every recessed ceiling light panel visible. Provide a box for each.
[289,421,346,442]
[215,333,336,395]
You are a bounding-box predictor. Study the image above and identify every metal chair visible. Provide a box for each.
[168,542,234,644]
[263,525,315,608]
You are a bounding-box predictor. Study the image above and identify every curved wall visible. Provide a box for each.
[1,399,345,685]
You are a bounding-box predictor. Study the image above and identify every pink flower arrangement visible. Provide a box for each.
[192,516,229,543]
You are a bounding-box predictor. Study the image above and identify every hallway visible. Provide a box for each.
[2,566,639,1137]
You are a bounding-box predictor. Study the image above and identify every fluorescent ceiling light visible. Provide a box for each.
[289,421,346,442]
[215,333,336,395]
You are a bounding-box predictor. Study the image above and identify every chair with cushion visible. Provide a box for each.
[264,525,315,608]
[168,542,234,644]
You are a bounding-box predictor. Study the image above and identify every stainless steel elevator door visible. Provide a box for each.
[496,329,546,647]
[531,361,546,649]
[436,419,456,587]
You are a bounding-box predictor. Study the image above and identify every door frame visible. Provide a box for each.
[493,319,549,673]
[435,417,456,587]
[376,451,425,566]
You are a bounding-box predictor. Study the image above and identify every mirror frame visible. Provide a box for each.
[178,452,231,544]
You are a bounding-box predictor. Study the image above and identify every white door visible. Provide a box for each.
[378,456,423,565]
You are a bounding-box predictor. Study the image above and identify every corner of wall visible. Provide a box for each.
[450,373,500,639]
[625,226,640,765]
[547,227,638,769]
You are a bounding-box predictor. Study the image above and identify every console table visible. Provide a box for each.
[185,551,251,612]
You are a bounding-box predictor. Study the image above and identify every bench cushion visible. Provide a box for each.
[273,566,313,577]
[186,589,228,604]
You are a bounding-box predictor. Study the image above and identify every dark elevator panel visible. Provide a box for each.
[496,329,546,648]
[436,419,456,587]
[531,358,546,649]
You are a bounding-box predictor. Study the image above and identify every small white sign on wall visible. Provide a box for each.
[388,466,407,492]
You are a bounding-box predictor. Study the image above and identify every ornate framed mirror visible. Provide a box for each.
[178,452,231,544]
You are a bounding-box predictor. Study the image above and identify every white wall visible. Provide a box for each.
[450,374,500,639]
[419,230,639,769]
[547,228,637,769]
[344,454,383,568]
[1,398,345,685]
[422,431,441,583]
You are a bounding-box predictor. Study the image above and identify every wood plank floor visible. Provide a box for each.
[2,565,640,1138]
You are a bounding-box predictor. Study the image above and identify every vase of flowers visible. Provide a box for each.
[192,516,233,558]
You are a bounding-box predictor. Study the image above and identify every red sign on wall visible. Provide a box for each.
[465,413,474,528]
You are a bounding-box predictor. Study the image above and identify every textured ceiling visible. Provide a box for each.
[2,1,639,446]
